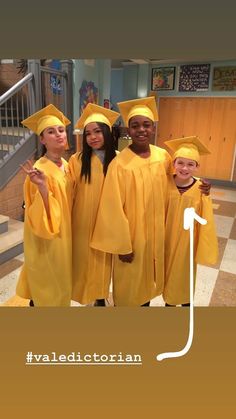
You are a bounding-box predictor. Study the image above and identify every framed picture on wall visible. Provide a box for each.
[79,80,98,114]
[151,67,175,90]
[178,64,210,92]
[212,66,236,91]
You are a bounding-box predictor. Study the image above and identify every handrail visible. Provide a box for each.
[0,72,33,105]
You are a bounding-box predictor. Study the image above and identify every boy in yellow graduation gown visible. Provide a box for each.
[91,97,172,306]
[163,136,218,306]
[68,104,120,305]
[16,105,73,306]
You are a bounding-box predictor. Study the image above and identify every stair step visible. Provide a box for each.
[0,215,9,234]
[0,219,24,264]
[1,144,15,151]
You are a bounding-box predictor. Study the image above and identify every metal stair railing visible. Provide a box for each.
[0,72,35,165]
[0,59,74,190]
[0,72,38,190]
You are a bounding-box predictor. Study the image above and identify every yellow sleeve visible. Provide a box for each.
[90,160,132,254]
[195,195,219,265]
[67,153,81,200]
[68,154,79,182]
[25,176,61,240]
[164,150,173,175]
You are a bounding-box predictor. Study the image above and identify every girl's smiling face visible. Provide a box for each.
[84,122,105,150]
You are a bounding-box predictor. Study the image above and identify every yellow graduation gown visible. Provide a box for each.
[163,176,218,305]
[16,157,72,306]
[91,144,172,306]
[68,153,112,304]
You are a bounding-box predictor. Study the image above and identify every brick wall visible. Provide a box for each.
[0,62,22,95]
[0,168,27,220]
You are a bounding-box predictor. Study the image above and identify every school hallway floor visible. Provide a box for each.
[0,186,236,307]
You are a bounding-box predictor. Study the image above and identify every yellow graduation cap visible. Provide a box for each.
[117,96,158,127]
[74,103,120,131]
[21,104,71,136]
[164,136,210,164]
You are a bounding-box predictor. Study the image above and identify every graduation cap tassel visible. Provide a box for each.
[156,207,207,362]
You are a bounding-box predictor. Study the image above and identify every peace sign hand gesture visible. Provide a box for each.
[20,160,47,188]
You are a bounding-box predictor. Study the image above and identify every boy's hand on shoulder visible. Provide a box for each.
[199,178,211,196]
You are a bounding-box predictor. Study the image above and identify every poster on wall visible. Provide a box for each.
[151,67,175,90]
[178,64,210,92]
[212,66,236,91]
[79,80,98,114]
[50,59,62,95]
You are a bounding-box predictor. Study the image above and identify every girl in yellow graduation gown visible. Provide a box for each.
[16,105,73,306]
[91,97,172,306]
[68,104,120,306]
[163,136,219,306]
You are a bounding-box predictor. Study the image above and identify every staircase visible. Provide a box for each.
[0,214,24,265]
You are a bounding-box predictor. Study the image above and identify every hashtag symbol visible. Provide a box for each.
[26,351,33,363]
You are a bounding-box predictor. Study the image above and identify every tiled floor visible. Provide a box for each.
[0,186,236,307]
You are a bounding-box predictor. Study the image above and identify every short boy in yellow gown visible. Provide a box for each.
[163,136,218,306]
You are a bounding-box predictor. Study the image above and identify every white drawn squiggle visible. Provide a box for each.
[156,207,207,362]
